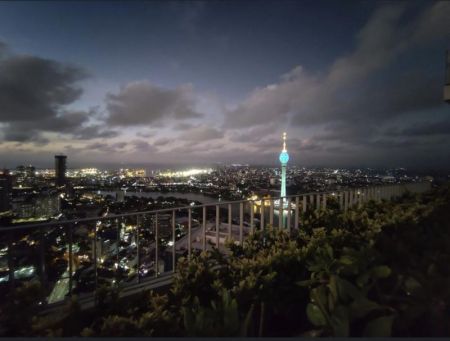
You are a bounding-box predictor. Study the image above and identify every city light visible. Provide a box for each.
[158,168,213,178]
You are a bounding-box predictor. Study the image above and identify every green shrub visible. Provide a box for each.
[20,185,450,336]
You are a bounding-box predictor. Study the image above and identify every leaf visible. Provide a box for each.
[311,286,328,312]
[328,275,338,299]
[427,263,437,276]
[182,307,195,335]
[240,303,254,336]
[336,277,363,302]
[363,315,395,337]
[297,279,316,287]
[330,305,349,337]
[371,266,391,279]
[306,303,327,327]
[327,275,338,311]
[356,272,370,288]
[196,309,207,334]
[339,255,354,265]
[404,277,421,295]
[223,298,239,333]
[300,329,324,337]
[349,298,381,320]
[325,244,334,259]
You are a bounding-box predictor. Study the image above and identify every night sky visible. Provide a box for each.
[0,1,449,169]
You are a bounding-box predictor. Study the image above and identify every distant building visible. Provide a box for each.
[382,176,395,183]
[12,193,60,219]
[25,165,35,179]
[55,155,67,187]
[120,168,147,178]
[14,165,35,186]
[116,190,125,203]
[0,170,12,213]
[15,165,26,184]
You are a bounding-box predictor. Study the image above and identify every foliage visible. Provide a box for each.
[182,290,254,336]
[0,281,46,336]
[13,184,450,336]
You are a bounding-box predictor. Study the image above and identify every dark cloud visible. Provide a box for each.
[229,123,278,143]
[250,137,322,155]
[71,125,119,140]
[84,142,127,154]
[136,130,155,138]
[0,55,85,122]
[173,122,195,130]
[0,48,118,142]
[153,137,172,146]
[177,125,224,142]
[3,129,49,144]
[221,2,450,169]
[110,141,128,149]
[365,135,450,150]
[63,141,129,155]
[1,109,118,142]
[106,81,203,126]
[130,139,157,153]
[412,1,450,45]
[387,118,450,137]
[85,142,109,150]
[225,2,449,130]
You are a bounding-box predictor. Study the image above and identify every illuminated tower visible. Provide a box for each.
[279,132,289,198]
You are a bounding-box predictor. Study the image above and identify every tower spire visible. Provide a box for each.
[279,131,289,200]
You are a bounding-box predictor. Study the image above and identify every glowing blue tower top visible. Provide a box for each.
[279,132,289,198]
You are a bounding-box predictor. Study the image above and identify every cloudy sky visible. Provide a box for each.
[0,1,449,170]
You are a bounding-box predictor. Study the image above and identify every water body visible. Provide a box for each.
[95,190,220,204]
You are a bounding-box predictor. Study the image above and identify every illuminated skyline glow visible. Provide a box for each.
[158,168,213,178]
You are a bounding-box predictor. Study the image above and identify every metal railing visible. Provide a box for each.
[0,182,431,308]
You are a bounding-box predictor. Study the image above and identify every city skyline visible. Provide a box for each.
[0,1,449,169]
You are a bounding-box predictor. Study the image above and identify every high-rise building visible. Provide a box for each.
[14,165,35,186]
[11,193,60,219]
[55,155,67,187]
[25,165,36,179]
[0,169,12,213]
[279,132,289,198]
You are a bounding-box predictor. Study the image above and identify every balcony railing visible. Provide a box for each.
[0,182,430,309]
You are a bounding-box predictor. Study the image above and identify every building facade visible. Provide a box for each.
[0,170,12,213]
